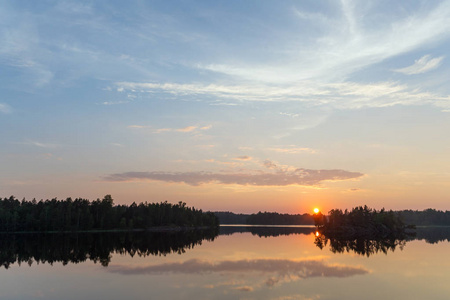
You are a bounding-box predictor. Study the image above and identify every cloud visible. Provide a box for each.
[0,103,12,114]
[128,124,212,134]
[102,167,363,187]
[394,55,444,75]
[176,126,197,133]
[280,112,300,118]
[115,80,450,111]
[204,159,239,166]
[107,258,369,284]
[200,125,212,130]
[154,128,172,133]
[100,100,130,105]
[263,160,278,169]
[110,2,450,113]
[233,156,252,161]
[269,147,316,154]
[110,143,124,147]
[198,1,450,83]
[232,286,253,292]
[23,140,60,149]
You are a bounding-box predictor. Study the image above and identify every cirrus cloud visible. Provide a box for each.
[115,80,450,111]
[394,55,444,75]
[127,124,212,134]
[0,103,12,114]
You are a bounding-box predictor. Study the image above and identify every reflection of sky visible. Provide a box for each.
[0,232,449,299]
[107,257,369,288]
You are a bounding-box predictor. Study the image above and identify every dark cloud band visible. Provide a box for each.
[103,168,363,186]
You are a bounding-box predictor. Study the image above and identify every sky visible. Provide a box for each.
[1,0,449,213]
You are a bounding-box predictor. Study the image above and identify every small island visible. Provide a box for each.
[314,205,412,239]
[0,195,219,232]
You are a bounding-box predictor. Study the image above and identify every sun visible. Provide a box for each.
[313,208,320,214]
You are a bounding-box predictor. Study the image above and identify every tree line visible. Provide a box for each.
[314,205,408,238]
[0,195,219,232]
[215,208,450,227]
[214,211,314,225]
[398,209,450,226]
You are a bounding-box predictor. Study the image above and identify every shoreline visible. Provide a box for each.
[0,225,218,235]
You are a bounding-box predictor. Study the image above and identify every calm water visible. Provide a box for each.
[0,226,449,300]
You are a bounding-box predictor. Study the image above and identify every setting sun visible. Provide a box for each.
[313,208,320,214]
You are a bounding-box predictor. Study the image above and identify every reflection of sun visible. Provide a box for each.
[315,231,320,237]
[313,208,320,214]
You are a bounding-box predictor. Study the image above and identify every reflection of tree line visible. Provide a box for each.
[221,226,450,257]
[314,227,450,257]
[314,234,408,257]
[0,228,218,269]
[413,226,450,244]
[1,227,449,268]
[220,226,315,237]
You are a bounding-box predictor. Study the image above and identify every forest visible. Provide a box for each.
[215,208,450,227]
[0,195,219,232]
[214,211,314,225]
[314,205,409,238]
[398,209,450,226]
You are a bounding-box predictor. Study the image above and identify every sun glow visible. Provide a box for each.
[313,208,320,214]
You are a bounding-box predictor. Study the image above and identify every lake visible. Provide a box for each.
[0,226,449,299]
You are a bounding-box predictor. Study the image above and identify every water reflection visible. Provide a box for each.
[314,234,407,257]
[314,227,450,256]
[414,226,450,244]
[0,228,218,269]
[107,257,369,286]
[1,226,449,269]
[220,225,315,237]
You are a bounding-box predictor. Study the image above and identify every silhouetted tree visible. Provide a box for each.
[0,196,218,232]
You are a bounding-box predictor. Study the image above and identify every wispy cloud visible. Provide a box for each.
[198,1,450,83]
[127,124,212,134]
[280,112,300,118]
[233,156,252,161]
[110,143,124,147]
[232,286,253,292]
[23,140,60,149]
[394,55,444,75]
[269,146,316,154]
[262,160,278,170]
[109,1,450,111]
[176,126,197,133]
[115,80,450,111]
[102,166,363,187]
[100,100,130,105]
[0,103,12,114]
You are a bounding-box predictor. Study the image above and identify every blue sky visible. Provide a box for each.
[1,0,449,212]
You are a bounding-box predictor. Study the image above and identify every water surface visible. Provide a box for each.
[0,226,449,299]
